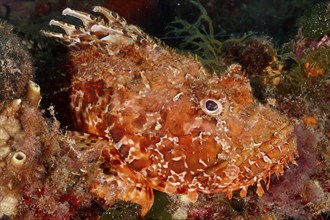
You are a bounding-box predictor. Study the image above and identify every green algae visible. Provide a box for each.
[165,0,251,72]
[281,47,329,90]
[165,0,221,70]
[145,192,172,220]
[99,192,171,220]
[100,201,142,220]
[300,2,330,38]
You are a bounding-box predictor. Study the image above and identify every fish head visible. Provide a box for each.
[145,65,297,198]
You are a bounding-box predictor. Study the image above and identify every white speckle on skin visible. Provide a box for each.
[172,92,183,102]
[243,166,252,172]
[167,176,181,186]
[140,71,151,89]
[229,106,234,112]
[252,142,263,148]
[198,158,208,167]
[170,170,187,182]
[127,139,135,145]
[215,137,231,152]
[172,156,183,161]
[217,153,227,160]
[184,160,188,169]
[162,161,169,169]
[155,120,162,130]
[184,117,203,135]
[217,120,229,132]
[188,179,203,190]
[104,123,115,139]
[168,136,179,145]
[126,145,137,163]
[153,147,165,161]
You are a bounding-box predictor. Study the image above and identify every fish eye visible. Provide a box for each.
[200,99,223,116]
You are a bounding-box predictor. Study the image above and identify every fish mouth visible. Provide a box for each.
[253,123,298,170]
[200,122,298,194]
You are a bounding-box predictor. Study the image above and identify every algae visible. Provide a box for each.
[165,0,251,72]
[145,192,172,220]
[300,1,330,38]
[100,201,142,220]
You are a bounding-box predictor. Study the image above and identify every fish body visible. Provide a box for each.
[44,7,298,216]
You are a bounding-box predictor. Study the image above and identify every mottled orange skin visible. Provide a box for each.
[44,7,298,216]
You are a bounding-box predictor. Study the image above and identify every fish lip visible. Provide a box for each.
[196,123,298,194]
[203,122,297,177]
[250,122,298,164]
[270,123,297,151]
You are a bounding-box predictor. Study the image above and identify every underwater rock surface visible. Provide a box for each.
[0,21,33,111]
[0,21,99,220]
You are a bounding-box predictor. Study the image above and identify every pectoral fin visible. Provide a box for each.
[67,131,154,216]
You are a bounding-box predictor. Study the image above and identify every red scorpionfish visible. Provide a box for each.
[43,6,298,216]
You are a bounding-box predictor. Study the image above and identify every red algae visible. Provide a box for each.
[261,125,328,218]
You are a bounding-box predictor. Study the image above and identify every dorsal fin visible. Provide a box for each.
[42,6,151,49]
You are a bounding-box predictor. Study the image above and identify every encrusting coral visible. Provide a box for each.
[0,79,98,219]
[0,21,98,219]
[0,84,38,217]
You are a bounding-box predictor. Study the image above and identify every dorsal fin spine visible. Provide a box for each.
[42,6,152,48]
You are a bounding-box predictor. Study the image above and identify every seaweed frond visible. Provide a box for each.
[165,0,220,68]
[165,0,251,71]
